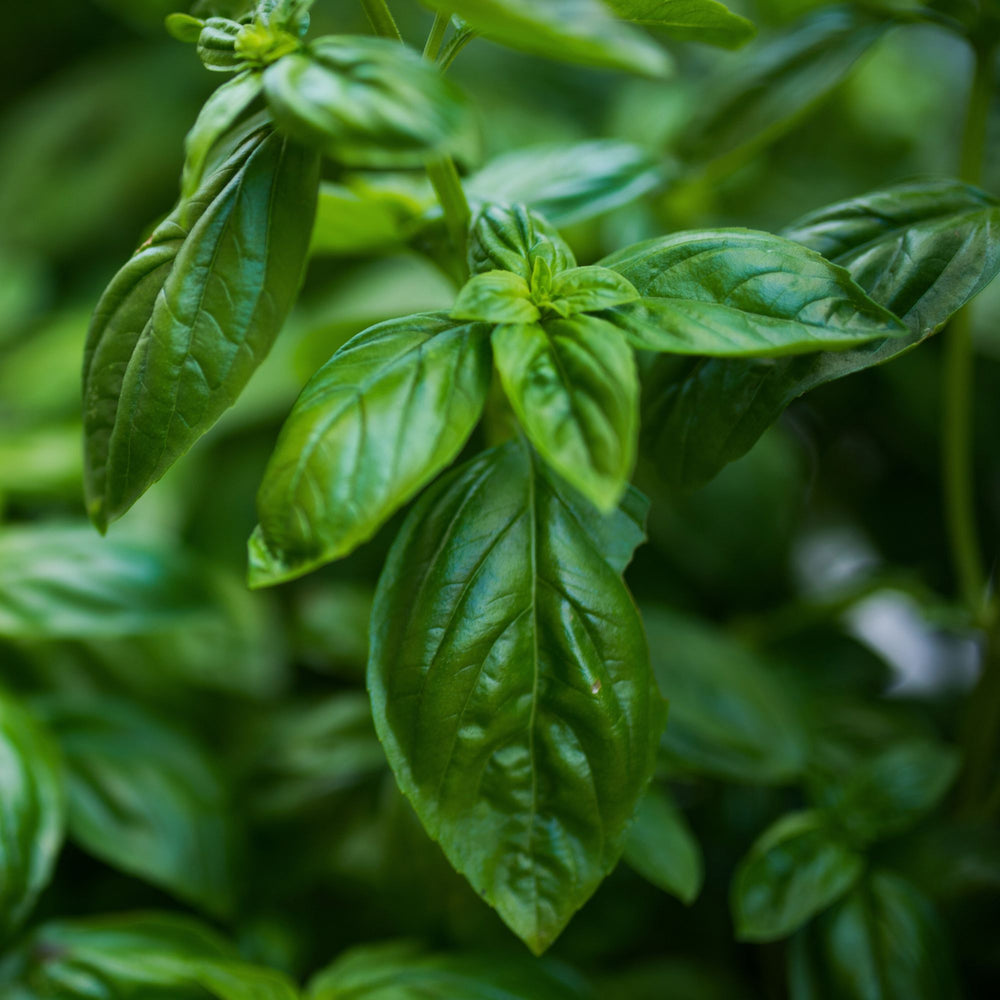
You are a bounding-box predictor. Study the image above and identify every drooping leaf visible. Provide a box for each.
[250,313,492,587]
[369,440,664,953]
[420,0,673,76]
[83,127,319,530]
[492,315,639,511]
[468,204,576,283]
[0,690,64,940]
[731,811,864,942]
[36,696,237,918]
[623,785,703,904]
[603,0,755,49]
[263,36,473,167]
[603,230,905,356]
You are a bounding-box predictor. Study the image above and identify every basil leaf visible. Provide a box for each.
[166,13,206,43]
[198,17,245,72]
[369,440,664,953]
[548,266,639,317]
[466,141,666,227]
[731,811,864,942]
[0,690,64,940]
[263,36,472,167]
[643,607,808,783]
[251,314,492,587]
[604,230,905,356]
[84,128,319,530]
[641,180,1000,489]
[16,913,297,1000]
[420,0,672,77]
[468,204,576,282]
[308,941,592,999]
[493,315,639,511]
[452,271,539,323]
[623,785,704,904]
[603,0,756,50]
[35,696,236,918]
[181,70,263,200]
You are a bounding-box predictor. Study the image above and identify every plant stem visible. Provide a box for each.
[424,11,450,60]
[426,156,471,275]
[360,0,403,42]
[438,25,478,70]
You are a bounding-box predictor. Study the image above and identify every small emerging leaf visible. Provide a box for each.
[166,13,205,44]
[469,203,576,282]
[452,270,539,323]
[547,266,638,317]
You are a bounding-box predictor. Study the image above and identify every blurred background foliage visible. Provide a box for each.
[0,0,998,997]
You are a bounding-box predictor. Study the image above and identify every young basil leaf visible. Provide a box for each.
[0,690,64,941]
[15,913,297,1000]
[623,785,704,905]
[84,128,319,531]
[262,36,473,167]
[197,17,245,72]
[493,315,639,512]
[603,0,756,50]
[731,811,864,942]
[452,270,539,323]
[420,0,673,77]
[369,440,665,954]
[603,230,906,356]
[35,695,237,919]
[547,266,639,317]
[250,314,492,587]
[468,203,576,281]
[181,69,263,200]
[166,13,206,44]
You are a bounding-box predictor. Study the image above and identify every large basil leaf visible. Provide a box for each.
[643,608,807,783]
[468,204,576,282]
[493,316,639,511]
[603,230,905,356]
[369,441,664,953]
[250,314,491,587]
[642,181,1000,489]
[731,811,864,942]
[0,690,64,940]
[83,127,319,531]
[13,913,297,1000]
[308,941,592,1000]
[420,0,672,76]
[603,0,755,49]
[36,696,237,918]
[263,36,472,167]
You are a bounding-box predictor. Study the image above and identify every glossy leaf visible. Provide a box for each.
[731,811,864,942]
[37,696,236,917]
[603,0,755,49]
[493,315,639,511]
[547,266,639,318]
[250,313,492,587]
[643,608,807,783]
[263,36,472,167]
[603,230,905,356]
[198,17,244,72]
[468,204,576,283]
[369,441,664,953]
[421,0,672,76]
[452,271,539,324]
[623,785,703,904]
[83,128,319,530]
[0,690,64,940]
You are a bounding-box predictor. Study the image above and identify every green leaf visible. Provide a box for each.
[603,0,756,49]
[466,141,666,227]
[369,441,664,953]
[493,315,639,511]
[16,913,298,1000]
[307,941,592,999]
[0,690,64,940]
[263,36,473,167]
[603,230,905,356]
[468,204,576,283]
[679,6,889,165]
[452,271,539,324]
[547,266,639,318]
[166,13,206,43]
[198,17,245,72]
[181,70,263,200]
[36,696,237,918]
[643,607,808,783]
[83,127,319,530]
[731,811,864,942]
[250,314,492,587]
[789,872,959,1000]
[420,0,672,76]
[640,180,1000,489]
[623,786,703,904]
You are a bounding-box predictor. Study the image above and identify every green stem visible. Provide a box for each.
[426,156,471,275]
[424,11,450,60]
[360,0,403,41]
[438,25,478,70]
